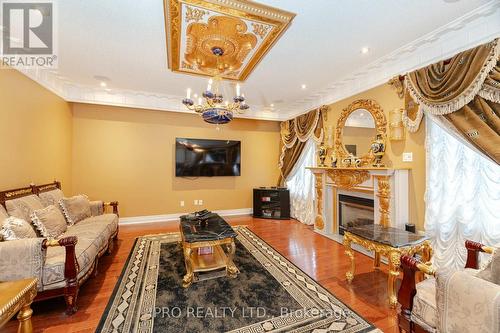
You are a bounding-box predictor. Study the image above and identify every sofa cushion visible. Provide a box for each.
[31,205,67,239]
[0,216,37,240]
[436,269,500,333]
[477,247,500,285]
[42,214,118,287]
[60,195,91,225]
[62,214,118,250]
[411,277,437,331]
[5,195,44,222]
[38,189,64,207]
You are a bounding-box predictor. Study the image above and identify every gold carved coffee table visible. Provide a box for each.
[180,213,239,288]
[343,225,432,308]
[0,278,37,333]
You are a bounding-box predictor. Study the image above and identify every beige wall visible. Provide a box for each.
[325,84,426,230]
[0,70,426,228]
[0,69,73,193]
[71,104,281,217]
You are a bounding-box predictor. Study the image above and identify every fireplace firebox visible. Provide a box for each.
[338,194,374,235]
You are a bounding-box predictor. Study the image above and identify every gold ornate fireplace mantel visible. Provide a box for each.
[326,169,370,190]
[307,166,410,233]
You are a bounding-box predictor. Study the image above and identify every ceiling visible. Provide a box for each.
[165,0,295,81]
[15,0,500,121]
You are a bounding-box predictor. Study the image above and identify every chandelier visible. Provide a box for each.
[182,47,250,125]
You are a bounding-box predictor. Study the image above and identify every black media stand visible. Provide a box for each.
[253,187,290,220]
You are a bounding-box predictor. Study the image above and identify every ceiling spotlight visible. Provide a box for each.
[193,93,198,98]
[94,75,111,82]
[301,84,307,89]
[100,82,107,87]
[270,104,275,108]
[361,47,369,54]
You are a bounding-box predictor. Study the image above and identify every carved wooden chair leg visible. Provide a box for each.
[107,239,114,254]
[64,286,79,315]
[93,259,99,277]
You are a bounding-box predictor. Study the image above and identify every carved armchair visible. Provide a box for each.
[397,240,499,333]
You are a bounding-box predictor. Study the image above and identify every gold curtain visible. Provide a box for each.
[404,38,500,164]
[278,106,326,186]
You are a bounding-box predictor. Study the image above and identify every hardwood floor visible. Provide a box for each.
[3,217,399,332]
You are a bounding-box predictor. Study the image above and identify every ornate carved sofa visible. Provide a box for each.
[397,240,500,333]
[0,181,119,315]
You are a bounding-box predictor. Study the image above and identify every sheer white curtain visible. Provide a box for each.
[425,118,500,270]
[285,139,316,225]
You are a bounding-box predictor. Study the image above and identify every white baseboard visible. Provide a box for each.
[119,208,253,225]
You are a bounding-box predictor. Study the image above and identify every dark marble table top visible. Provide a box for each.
[345,224,428,247]
[180,212,237,243]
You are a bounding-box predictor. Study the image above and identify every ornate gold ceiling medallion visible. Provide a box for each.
[164,0,296,81]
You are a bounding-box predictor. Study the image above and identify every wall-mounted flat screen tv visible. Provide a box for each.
[175,138,241,177]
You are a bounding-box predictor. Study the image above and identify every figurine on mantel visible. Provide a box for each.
[342,155,361,168]
[330,150,337,167]
[371,134,386,167]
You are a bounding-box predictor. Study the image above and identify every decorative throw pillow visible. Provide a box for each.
[0,205,8,221]
[477,248,500,285]
[5,195,44,222]
[39,189,65,207]
[0,216,37,240]
[59,195,91,225]
[31,205,67,239]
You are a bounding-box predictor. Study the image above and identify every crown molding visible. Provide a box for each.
[15,1,500,122]
[17,68,283,121]
[284,0,500,119]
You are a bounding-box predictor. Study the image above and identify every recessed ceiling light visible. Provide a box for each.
[301,84,307,89]
[361,47,369,54]
[270,104,275,108]
[193,93,198,98]
[94,75,110,82]
[100,82,107,87]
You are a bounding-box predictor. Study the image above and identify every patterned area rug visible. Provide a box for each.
[96,227,380,333]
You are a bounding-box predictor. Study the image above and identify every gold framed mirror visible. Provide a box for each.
[334,99,387,167]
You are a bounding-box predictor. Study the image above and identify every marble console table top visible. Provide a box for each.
[346,224,427,248]
[180,212,237,243]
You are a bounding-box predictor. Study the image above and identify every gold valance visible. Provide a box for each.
[403,38,500,130]
[278,106,327,185]
[280,106,326,148]
[402,38,500,164]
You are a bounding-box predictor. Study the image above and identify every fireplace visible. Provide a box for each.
[338,194,374,235]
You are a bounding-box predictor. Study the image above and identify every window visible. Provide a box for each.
[425,119,500,269]
[285,139,316,225]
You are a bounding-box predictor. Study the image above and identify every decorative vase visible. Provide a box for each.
[318,142,327,167]
[371,134,386,167]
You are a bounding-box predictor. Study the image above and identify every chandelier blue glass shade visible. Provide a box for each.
[201,108,233,124]
[181,47,250,125]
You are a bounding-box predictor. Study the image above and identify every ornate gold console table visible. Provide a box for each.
[0,278,37,333]
[343,225,431,308]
